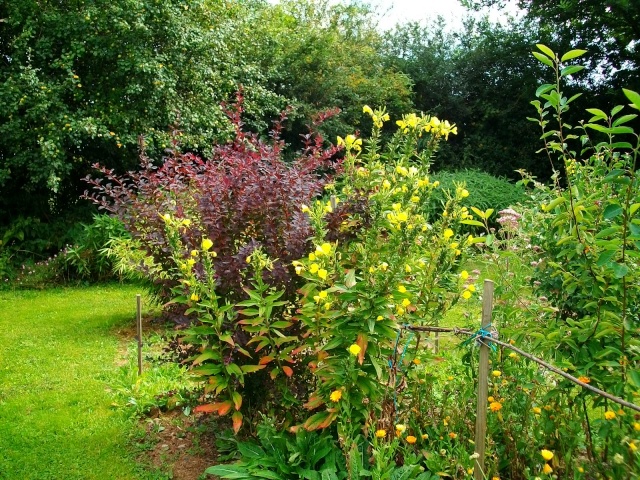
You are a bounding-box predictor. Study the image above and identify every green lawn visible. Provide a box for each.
[0,284,159,480]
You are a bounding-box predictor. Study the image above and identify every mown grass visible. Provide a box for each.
[0,284,165,480]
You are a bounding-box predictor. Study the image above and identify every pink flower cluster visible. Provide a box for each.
[497,208,522,230]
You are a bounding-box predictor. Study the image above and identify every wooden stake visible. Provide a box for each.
[474,280,494,480]
[136,294,143,376]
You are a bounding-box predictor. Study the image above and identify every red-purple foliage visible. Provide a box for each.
[83,94,342,304]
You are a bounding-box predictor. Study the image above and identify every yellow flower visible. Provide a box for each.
[467,468,473,475]
[395,424,406,433]
[330,390,342,402]
[309,252,316,261]
[317,268,328,280]
[375,429,386,438]
[604,410,616,420]
[201,238,213,251]
[490,401,502,412]
[380,262,388,271]
[324,302,332,311]
[508,352,517,359]
[462,290,472,300]
[491,477,499,480]
[411,196,420,203]
[309,263,319,274]
[634,422,640,431]
[190,293,199,302]
[460,270,469,280]
[532,406,542,415]
[363,105,373,115]
[162,213,171,222]
[396,307,405,315]
[629,442,637,452]
[449,432,457,439]
[422,434,428,439]
[540,449,554,461]
[187,258,195,266]
[467,284,476,292]
[382,179,391,189]
[577,376,590,384]
[190,250,198,257]
[376,315,384,321]
[492,370,502,377]
[320,243,332,255]
[443,229,454,240]
[349,344,361,356]
[398,285,407,293]
[542,464,553,474]
[182,218,191,227]
[318,290,328,299]
[406,435,417,444]
[402,298,411,307]
[405,264,412,273]
[301,204,310,213]
[488,396,495,402]
[412,358,421,365]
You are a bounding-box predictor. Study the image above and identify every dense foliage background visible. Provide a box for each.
[1,0,638,272]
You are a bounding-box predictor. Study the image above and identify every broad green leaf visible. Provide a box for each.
[532,51,554,67]
[596,250,616,267]
[460,219,484,227]
[603,204,623,219]
[609,126,634,134]
[535,84,555,97]
[629,369,640,388]
[536,44,556,60]
[561,49,587,62]
[561,65,585,77]
[611,262,629,278]
[612,114,637,126]
[623,88,640,110]
[585,108,608,120]
[585,123,609,133]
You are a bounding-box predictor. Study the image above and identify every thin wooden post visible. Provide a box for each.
[474,280,494,480]
[136,294,143,376]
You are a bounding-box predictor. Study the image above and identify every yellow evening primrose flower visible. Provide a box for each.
[542,464,553,475]
[462,290,472,300]
[317,268,328,280]
[634,422,640,431]
[604,410,616,420]
[405,264,412,273]
[187,258,195,266]
[467,284,476,292]
[460,270,469,280]
[363,105,373,115]
[411,196,420,203]
[532,406,542,414]
[190,293,199,302]
[190,250,198,257]
[319,290,328,299]
[540,450,554,461]
[301,204,310,213]
[376,315,384,321]
[380,262,388,271]
[349,344,361,356]
[330,390,342,402]
[201,238,213,251]
[321,243,332,255]
[443,229,454,240]
[402,298,411,307]
[398,285,407,293]
[382,179,391,189]
[492,370,502,377]
[375,429,386,438]
[309,252,316,261]
[309,263,319,274]
[395,424,406,433]
[396,307,405,315]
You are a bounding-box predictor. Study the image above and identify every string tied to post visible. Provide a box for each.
[459,323,498,352]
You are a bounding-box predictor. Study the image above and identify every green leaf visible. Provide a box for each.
[345,269,357,288]
[237,441,264,459]
[535,84,555,97]
[532,51,554,68]
[536,44,556,60]
[460,219,484,227]
[603,204,623,220]
[596,250,616,267]
[205,464,252,479]
[612,114,637,126]
[561,49,587,62]
[629,369,640,388]
[560,65,585,77]
[585,108,608,120]
[623,88,640,110]
[611,263,629,278]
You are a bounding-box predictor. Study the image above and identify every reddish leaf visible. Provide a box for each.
[259,355,275,365]
[282,366,294,377]
[217,400,234,416]
[232,411,243,434]
[356,333,368,366]
[303,393,325,410]
[194,403,218,414]
[270,367,280,380]
[232,391,242,411]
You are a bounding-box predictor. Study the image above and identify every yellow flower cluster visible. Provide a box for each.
[363,105,390,129]
[395,113,458,140]
[337,134,362,152]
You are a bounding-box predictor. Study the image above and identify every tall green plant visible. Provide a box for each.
[528,44,640,476]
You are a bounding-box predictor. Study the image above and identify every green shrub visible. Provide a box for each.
[429,169,527,221]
